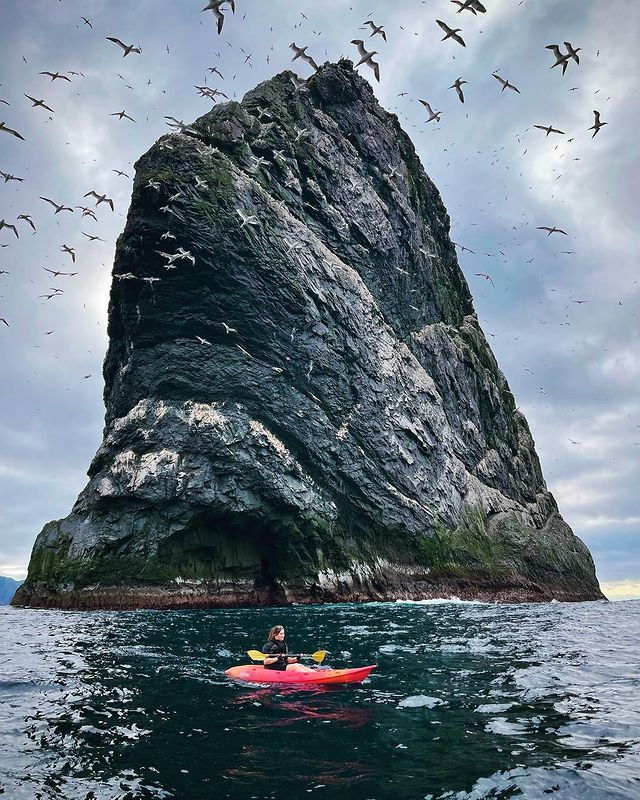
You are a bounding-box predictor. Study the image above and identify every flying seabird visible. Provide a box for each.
[40,196,73,213]
[17,214,36,231]
[61,244,76,262]
[75,206,97,219]
[537,226,568,235]
[24,94,54,112]
[112,169,130,178]
[80,16,92,28]
[0,170,24,183]
[201,0,235,35]
[588,110,607,137]
[0,121,26,140]
[436,20,466,47]
[82,232,106,242]
[84,190,115,210]
[38,71,71,81]
[545,45,571,75]
[105,37,142,57]
[221,323,237,334]
[492,73,520,93]
[564,41,581,63]
[449,77,467,103]
[452,0,486,12]
[363,20,387,41]
[419,100,442,122]
[110,110,136,122]
[534,124,565,136]
[289,43,319,71]
[0,219,19,238]
[351,40,380,82]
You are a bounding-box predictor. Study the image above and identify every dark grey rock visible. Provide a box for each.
[13,61,604,609]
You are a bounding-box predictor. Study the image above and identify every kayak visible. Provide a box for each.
[225,664,376,685]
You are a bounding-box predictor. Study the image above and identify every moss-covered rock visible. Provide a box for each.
[13,61,604,610]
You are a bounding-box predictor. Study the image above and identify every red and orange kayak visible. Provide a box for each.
[225,664,376,685]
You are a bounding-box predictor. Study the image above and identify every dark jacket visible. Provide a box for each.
[262,639,288,671]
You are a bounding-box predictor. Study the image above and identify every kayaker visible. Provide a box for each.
[262,625,309,672]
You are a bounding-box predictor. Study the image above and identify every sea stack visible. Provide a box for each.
[13,61,604,609]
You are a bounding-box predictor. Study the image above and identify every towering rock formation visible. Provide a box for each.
[13,61,604,609]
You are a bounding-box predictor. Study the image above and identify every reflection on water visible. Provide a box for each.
[1,600,639,799]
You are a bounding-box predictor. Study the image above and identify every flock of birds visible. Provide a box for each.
[0,1,625,431]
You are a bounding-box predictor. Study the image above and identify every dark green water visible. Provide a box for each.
[1,599,639,799]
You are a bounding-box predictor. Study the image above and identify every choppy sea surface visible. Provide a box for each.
[1,599,639,800]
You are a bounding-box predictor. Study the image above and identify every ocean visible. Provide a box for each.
[1,598,638,799]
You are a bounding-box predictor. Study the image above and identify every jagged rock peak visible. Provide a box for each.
[13,60,604,609]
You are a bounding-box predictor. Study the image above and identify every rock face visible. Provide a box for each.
[13,61,604,609]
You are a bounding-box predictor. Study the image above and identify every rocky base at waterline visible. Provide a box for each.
[15,575,604,611]
[13,60,604,610]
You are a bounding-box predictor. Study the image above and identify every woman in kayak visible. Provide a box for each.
[262,625,310,672]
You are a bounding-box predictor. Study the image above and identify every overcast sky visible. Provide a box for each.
[0,0,638,599]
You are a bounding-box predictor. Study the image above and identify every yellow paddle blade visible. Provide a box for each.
[310,650,328,663]
[247,650,267,661]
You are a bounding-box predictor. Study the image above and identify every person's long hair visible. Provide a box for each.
[267,625,284,641]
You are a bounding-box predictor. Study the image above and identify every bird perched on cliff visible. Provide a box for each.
[537,226,568,236]
[449,77,467,103]
[105,37,142,57]
[588,110,607,137]
[24,94,55,112]
[492,73,520,93]
[236,208,260,228]
[84,190,115,211]
[436,20,466,47]
[351,40,380,82]
[201,0,235,34]
[534,124,565,137]
[249,154,269,171]
[289,74,308,92]
[289,43,319,71]
[419,100,441,123]
[363,19,387,41]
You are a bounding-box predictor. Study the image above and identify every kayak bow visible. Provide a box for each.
[225,664,376,685]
